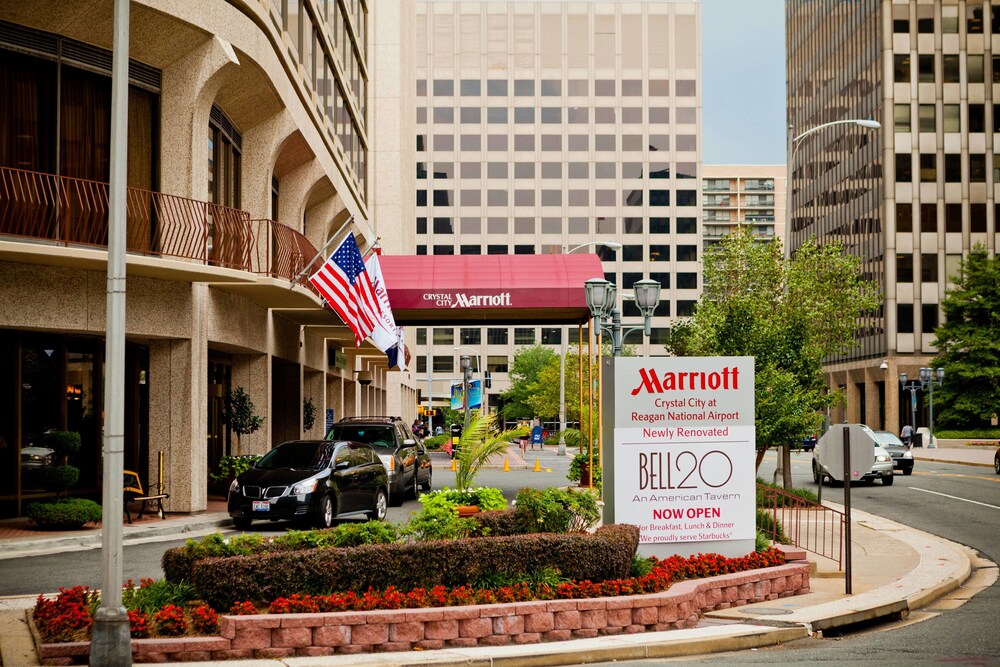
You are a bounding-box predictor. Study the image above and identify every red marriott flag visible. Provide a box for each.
[309,235,381,347]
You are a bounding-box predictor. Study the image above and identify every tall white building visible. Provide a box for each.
[412,0,702,415]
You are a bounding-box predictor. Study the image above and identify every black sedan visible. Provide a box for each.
[874,431,915,475]
[227,440,388,530]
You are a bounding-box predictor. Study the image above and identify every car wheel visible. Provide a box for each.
[368,488,388,521]
[812,461,821,485]
[995,455,1000,475]
[882,473,894,486]
[389,476,405,507]
[411,472,421,500]
[318,494,335,529]
[233,516,252,530]
[421,467,432,492]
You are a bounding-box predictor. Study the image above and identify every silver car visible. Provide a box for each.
[812,424,896,486]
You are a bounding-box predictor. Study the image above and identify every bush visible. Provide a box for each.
[470,509,520,537]
[152,604,188,636]
[567,451,602,486]
[755,530,772,553]
[27,498,102,529]
[285,522,399,549]
[190,524,640,610]
[41,465,80,495]
[514,487,600,533]
[755,478,819,506]
[122,578,196,616]
[629,554,655,578]
[39,431,82,456]
[423,434,449,450]
[756,508,789,544]
[209,455,261,482]
[934,428,1000,439]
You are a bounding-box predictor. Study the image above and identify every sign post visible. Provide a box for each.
[607,357,756,558]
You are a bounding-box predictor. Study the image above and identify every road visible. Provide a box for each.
[587,451,1000,666]
[0,450,574,597]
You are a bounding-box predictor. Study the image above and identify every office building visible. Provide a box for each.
[701,164,785,249]
[787,0,997,432]
[412,0,702,414]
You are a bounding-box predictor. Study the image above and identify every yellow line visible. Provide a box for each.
[912,470,1000,484]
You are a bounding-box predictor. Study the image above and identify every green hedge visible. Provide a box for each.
[190,524,639,609]
[27,498,102,528]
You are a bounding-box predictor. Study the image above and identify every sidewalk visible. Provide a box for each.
[0,447,994,666]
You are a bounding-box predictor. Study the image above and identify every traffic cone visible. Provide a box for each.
[451,458,457,472]
[533,458,541,472]
[503,458,510,472]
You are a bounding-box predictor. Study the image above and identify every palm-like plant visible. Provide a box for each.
[454,412,528,491]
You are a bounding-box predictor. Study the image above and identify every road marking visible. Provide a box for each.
[912,471,1000,484]
[910,487,1000,510]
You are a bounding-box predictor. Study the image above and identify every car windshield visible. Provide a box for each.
[326,425,396,450]
[256,442,330,470]
[875,432,904,447]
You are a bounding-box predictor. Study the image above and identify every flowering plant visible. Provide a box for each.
[152,604,188,637]
[229,600,258,615]
[128,609,149,639]
[190,604,219,634]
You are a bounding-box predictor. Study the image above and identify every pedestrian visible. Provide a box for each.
[900,423,913,447]
[412,418,421,437]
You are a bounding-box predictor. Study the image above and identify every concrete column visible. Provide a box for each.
[241,110,300,219]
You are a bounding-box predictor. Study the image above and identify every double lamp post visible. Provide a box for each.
[899,367,944,447]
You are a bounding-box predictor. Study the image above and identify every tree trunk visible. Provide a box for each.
[754,447,767,471]
[782,443,793,488]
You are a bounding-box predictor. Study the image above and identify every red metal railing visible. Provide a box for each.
[757,483,845,569]
[0,165,320,286]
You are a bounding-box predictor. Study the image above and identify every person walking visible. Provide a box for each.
[900,423,913,447]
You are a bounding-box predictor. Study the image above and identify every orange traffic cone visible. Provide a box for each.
[533,458,541,472]
[503,458,510,472]
[450,458,457,472]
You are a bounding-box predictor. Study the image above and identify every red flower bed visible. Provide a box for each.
[33,549,786,641]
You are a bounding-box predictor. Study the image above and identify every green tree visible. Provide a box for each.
[667,228,881,486]
[931,244,1000,428]
[224,386,265,455]
[500,345,558,421]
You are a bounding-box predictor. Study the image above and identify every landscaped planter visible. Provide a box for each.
[35,547,810,664]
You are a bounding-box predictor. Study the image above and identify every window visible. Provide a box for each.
[540,80,561,96]
[434,135,454,151]
[514,244,533,255]
[488,162,508,178]
[677,301,696,317]
[676,80,696,96]
[650,190,670,206]
[487,355,508,373]
[943,105,960,132]
[943,55,960,83]
[433,80,454,96]
[209,105,242,208]
[917,5,934,32]
[921,253,938,282]
[894,104,911,132]
[514,107,534,124]
[677,273,697,289]
[416,356,427,373]
[894,55,910,82]
[461,162,481,178]
[417,190,427,206]
[514,328,535,345]
[649,80,670,95]
[514,190,534,206]
[918,55,934,83]
[542,162,562,178]
[896,254,913,283]
[969,55,984,83]
[677,190,697,206]
[969,104,985,132]
[460,80,481,95]
[487,79,507,96]
[970,154,987,182]
[487,108,508,123]
[892,5,909,32]
[487,190,507,206]
[514,80,534,96]
[416,217,427,234]
[460,244,480,255]
[487,244,508,254]
[918,105,935,132]
[622,245,642,261]
[920,203,937,232]
[650,218,670,234]
[433,328,455,345]
[622,272,642,289]
[515,162,535,178]
[649,245,670,262]
[922,304,939,333]
[897,204,912,232]
[460,107,481,123]
[677,217,697,234]
[897,304,914,333]
[919,154,936,182]
[432,245,454,255]
[945,204,962,233]
[460,328,481,345]
[649,272,670,289]
[460,135,481,151]
[486,328,508,345]
[415,328,427,345]
[487,135,507,151]
[433,190,452,206]
[460,189,480,205]
[569,163,588,178]
[895,154,912,182]
[677,246,698,262]
[968,4,984,33]
[432,356,454,373]
[624,218,643,234]
[433,217,453,233]
[541,328,561,344]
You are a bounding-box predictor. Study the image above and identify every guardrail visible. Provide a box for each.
[0,165,320,287]
[757,482,845,570]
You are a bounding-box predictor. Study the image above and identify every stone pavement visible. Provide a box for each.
[0,445,994,666]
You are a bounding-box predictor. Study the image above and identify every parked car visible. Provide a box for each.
[873,431,914,475]
[20,445,56,469]
[326,416,432,507]
[227,439,388,530]
[812,424,896,486]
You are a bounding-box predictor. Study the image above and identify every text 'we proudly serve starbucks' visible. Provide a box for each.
[613,357,755,553]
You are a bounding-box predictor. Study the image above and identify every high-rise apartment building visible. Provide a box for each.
[0,0,416,519]
[701,165,786,249]
[787,0,998,432]
[413,0,702,413]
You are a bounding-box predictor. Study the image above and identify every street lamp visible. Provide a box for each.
[899,367,944,447]
[566,241,623,254]
[454,345,484,413]
[459,354,472,432]
[786,118,881,259]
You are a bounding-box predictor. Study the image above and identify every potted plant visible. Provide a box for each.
[303,398,316,433]
[224,387,264,455]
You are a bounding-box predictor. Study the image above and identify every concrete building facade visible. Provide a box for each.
[412,0,702,416]
[787,0,998,433]
[0,0,417,519]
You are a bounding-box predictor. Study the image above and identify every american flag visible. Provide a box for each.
[309,235,381,347]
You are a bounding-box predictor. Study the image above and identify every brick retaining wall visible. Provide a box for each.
[38,548,809,664]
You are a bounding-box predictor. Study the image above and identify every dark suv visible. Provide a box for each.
[325,416,432,506]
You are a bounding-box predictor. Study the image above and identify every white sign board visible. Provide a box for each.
[613,357,755,548]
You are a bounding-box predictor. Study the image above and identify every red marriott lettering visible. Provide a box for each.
[631,367,740,395]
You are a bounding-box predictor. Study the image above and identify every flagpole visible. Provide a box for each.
[293,215,355,284]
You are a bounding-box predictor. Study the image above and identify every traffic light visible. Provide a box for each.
[484,370,492,389]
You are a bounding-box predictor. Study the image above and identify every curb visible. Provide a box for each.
[913,457,994,469]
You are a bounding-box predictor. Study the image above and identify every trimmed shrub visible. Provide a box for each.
[39,431,82,456]
[422,434,448,450]
[191,524,640,609]
[27,498,102,529]
[41,465,80,495]
[514,487,600,533]
[471,509,520,537]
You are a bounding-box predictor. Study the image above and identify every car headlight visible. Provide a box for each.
[876,455,891,463]
[229,479,240,493]
[902,451,912,459]
[292,479,318,494]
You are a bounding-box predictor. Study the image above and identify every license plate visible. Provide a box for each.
[252,500,270,512]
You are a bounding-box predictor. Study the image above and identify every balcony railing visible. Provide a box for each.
[0,165,320,288]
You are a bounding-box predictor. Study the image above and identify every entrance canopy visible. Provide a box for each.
[379,254,605,325]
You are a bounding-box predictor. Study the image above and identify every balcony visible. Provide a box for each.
[0,165,324,311]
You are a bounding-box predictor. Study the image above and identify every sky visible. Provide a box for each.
[701,0,786,165]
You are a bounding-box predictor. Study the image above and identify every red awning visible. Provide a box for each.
[378,254,605,325]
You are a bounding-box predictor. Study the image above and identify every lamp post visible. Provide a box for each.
[584,277,661,493]
[459,355,472,432]
[556,241,622,456]
[899,367,944,447]
[454,345,483,413]
[786,118,881,259]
